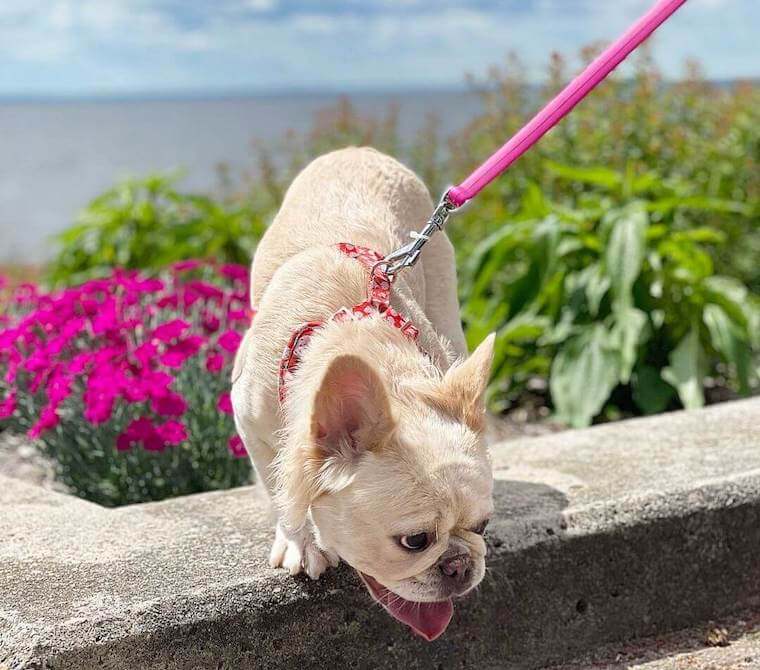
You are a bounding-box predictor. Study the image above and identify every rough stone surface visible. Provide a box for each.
[549,609,760,669]
[2,399,760,669]
[0,429,59,491]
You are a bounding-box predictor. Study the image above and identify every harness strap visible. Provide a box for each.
[278,243,421,404]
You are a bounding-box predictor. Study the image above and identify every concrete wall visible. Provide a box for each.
[2,399,760,669]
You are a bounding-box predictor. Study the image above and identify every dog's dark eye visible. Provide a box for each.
[473,519,490,535]
[398,532,430,552]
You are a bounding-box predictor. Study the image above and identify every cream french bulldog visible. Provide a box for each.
[231,147,494,641]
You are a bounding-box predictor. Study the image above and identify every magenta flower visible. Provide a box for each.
[218,330,242,353]
[186,280,224,302]
[141,370,174,394]
[47,372,73,405]
[217,391,233,415]
[0,391,16,419]
[220,264,248,282]
[152,319,190,343]
[205,351,224,373]
[91,301,119,334]
[228,435,247,458]
[151,390,188,417]
[143,431,166,452]
[156,420,188,445]
[133,341,158,367]
[157,294,179,309]
[117,417,166,452]
[84,395,115,425]
[159,334,205,368]
[202,312,221,333]
[28,405,60,439]
[69,352,92,374]
[181,286,202,308]
[172,259,202,272]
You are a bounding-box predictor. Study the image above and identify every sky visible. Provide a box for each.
[0,0,757,98]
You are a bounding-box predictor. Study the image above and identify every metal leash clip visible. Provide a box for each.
[382,190,459,277]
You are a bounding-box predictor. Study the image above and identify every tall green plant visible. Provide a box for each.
[460,163,759,426]
[48,174,268,285]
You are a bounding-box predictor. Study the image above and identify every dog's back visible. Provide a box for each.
[250,147,433,309]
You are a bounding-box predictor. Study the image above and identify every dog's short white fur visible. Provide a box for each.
[232,147,494,615]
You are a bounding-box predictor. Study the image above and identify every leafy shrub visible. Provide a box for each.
[450,50,760,292]
[460,164,759,426]
[48,174,268,286]
[0,262,252,506]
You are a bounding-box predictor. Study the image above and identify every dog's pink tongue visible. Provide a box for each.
[360,573,453,641]
[387,597,454,642]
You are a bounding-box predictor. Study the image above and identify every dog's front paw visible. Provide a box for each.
[269,524,339,580]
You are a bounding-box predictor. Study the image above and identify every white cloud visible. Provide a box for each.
[246,0,278,10]
[0,0,756,95]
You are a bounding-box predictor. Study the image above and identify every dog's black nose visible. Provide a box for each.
[439,553,471,586]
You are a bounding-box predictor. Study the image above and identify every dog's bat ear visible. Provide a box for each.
[310,354,394,465]
[429,333,495,433]
[276,354,395,529]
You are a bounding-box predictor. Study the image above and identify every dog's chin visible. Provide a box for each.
[358,572,454,642]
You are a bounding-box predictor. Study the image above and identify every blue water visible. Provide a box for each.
[0,90,481,263]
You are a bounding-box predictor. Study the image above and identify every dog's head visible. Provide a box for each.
[278,334,495,640]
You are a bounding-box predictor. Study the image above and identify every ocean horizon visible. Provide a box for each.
[0,89,482,264]
[2,77,754,265]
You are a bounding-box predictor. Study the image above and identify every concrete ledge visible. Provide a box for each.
[2,399,760,669]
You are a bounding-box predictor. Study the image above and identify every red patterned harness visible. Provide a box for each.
[278,243,421,404]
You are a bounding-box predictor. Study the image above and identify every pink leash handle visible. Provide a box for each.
[447,0,690,208]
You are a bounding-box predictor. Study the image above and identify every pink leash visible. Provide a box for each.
[383,0,690,275]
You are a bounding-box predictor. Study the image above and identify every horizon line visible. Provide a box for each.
[0,76,755,105]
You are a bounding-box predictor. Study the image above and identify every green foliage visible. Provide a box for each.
[450,50,760,294]
[45,48,759,429]
[48,174,268,285]
[458,164,759,426]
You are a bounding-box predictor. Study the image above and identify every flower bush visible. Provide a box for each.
[0,262,252,506]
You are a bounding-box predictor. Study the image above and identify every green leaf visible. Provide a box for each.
[671,228,727,245]
[550,325,620,428]
[520,181,551,218]
[538,308,579,346]
[630,172,660,195]
[658,239,713,282]
[585,265,611,317]
[604,205,648,306]
[632,365,676,415]
[545,161,623,191]
[703,276,751,331]
[703,304,753,394]
[610,307,648,383]
[646,196,752,217]
[498,313,550,343]
[662,327,705,410]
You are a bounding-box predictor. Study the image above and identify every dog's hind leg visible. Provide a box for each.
[420,230,468,359]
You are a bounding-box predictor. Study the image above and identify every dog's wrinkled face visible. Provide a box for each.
[311,418,493,639]
[284,335,495,640]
